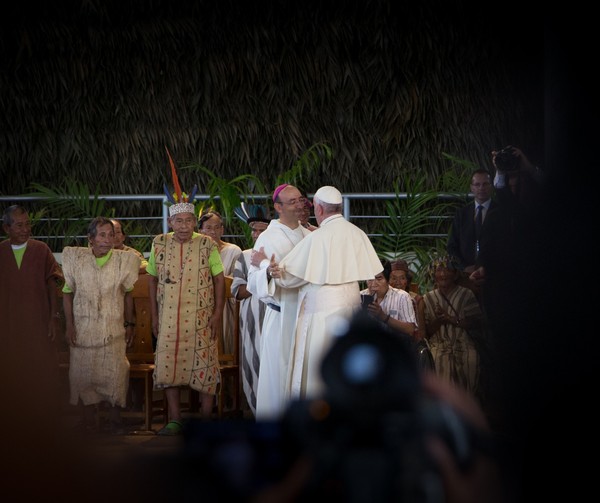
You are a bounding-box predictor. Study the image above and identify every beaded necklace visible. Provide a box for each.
[165,236,194,284]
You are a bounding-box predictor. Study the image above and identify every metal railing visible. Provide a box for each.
[0,192,467,250]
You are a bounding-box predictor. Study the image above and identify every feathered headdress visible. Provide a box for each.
[425,253,459,282]
[163,146,198,217]
[234,202,271,225]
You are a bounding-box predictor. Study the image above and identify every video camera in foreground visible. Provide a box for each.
[280,311,478,502]
[182,312,483,502]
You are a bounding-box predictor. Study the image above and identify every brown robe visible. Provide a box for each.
[0,239,63,417]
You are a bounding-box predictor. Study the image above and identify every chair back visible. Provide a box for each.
[126,273,155,363]
[216,275,241,417]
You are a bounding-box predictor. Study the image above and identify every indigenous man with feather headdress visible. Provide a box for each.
[146,148,225,434]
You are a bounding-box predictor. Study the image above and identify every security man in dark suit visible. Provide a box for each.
[446,168,497,278]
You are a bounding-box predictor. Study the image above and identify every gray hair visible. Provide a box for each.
[313,197,342,214]
[87,216,114,238]
[2,205,27,226]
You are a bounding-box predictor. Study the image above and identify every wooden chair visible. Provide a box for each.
[123,272,167,432]
[216,275,241,418]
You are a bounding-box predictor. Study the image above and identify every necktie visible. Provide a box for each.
[475,204,483,237]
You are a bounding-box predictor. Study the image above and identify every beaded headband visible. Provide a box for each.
[425,254,459,282]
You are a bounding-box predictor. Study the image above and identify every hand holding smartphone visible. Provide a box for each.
[361,293,375,309]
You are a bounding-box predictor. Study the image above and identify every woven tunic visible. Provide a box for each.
[231,249,267,416]
[150,233,221,395]
[62,247,140,407]
[422,285,482,397]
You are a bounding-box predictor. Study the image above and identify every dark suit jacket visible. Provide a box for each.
[446,200,497,271]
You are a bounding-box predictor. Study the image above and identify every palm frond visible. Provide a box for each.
[23,180,114,248]
[183,163,267,225]
[372,174,461,287]
[275,142,333,190]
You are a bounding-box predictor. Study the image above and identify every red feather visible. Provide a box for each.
[165,146,183,202]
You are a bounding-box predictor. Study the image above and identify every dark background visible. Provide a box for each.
[1,0,545,195]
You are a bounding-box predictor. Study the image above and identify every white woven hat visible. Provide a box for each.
[168,202,196,217]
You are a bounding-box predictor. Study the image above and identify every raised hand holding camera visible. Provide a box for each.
[492,145,542,191]
[493,145,520,173]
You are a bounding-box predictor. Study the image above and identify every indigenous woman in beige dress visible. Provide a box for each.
[62,217,140,432]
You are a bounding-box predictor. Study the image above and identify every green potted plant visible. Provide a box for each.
[372,153,474,291]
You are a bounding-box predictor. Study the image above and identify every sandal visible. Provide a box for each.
[157,420,183,436]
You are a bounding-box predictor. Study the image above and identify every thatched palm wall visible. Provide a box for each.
[0,0,543,197]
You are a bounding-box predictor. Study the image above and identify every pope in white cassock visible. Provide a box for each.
[273,186,383,400]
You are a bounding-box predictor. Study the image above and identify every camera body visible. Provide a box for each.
[182,312,478,502]
[280,312,476,502]
[495,145,519,172]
